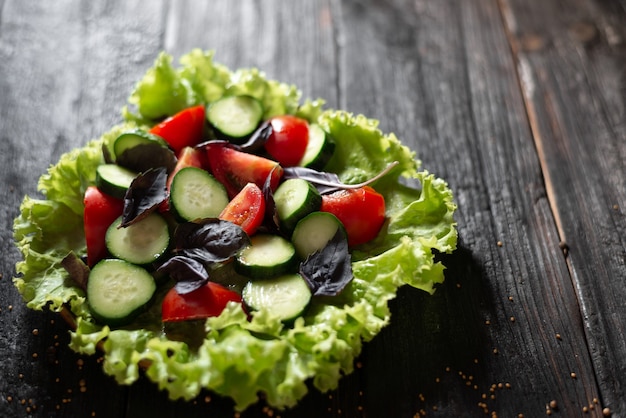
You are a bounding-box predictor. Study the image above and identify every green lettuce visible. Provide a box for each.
[13,49,457,411]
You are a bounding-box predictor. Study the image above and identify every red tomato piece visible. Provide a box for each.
[321,186,386,247]
[149,105,206,154]
[265,115,309,167]
[83,186,124,266]
[159,146,206,212]
[205,143,283,198]
[161,281,242,322]
[219,183,266,235]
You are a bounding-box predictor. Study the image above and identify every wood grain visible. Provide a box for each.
[0,0,623,417]
[500,0,626,413]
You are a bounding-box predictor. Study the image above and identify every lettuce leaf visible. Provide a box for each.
[13,50,457,411]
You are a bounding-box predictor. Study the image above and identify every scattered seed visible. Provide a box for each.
[549,400,557,409]
[493,348,499,355]
[508,296,514,302]
[583,406,589,413]
[603,407,611,416]
[497,241,503,247]
[570,372,577,379]
[510,316,516,322]
[556,333,562,340]
[32,329,39,336]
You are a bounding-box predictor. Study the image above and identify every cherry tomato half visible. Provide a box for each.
[83,186,124,266]
[219,183,266,235]
[321,186,386,247]
[161,281,242,322]
[149,105,206,155]
[264,115,309,167]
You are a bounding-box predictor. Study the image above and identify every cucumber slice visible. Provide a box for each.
[206,95,264,142]
[87,259,157,326]
[291,211,344,259]
[273,178,322,233]
[298,123,335,170]
[95,164,138,199]
[113,129,168,158]
[105,213,170,265]
[242,274,312,322]
[235,234,297,279]
[169,166,229,221]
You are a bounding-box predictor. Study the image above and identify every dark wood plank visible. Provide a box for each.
[500,0,626,413]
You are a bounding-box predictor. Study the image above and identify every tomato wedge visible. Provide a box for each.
[149,105,206,155]
[264,115,309,167]
[161,281,242,322]
[83,186,124,266]
[321,186,386,247]
[219,183,266,235]
[205,143,283,198]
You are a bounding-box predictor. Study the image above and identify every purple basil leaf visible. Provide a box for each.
[194,138,231,151]
[117,142,177,174]
[102,144,114,164]
[262,165,281,233]
[284,162,400,195]
[121,167,168,227]
[238,121,273,153]
[299,229,353,296]
[158,256,209,294]
[60,251,90,292]
[283,166,343,194]
[173,219,250,264]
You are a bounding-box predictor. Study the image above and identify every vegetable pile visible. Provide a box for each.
[13,50,457,410]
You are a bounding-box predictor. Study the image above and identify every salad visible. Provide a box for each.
[13,49,457,410]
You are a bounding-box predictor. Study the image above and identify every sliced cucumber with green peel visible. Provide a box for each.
[242,274,312,322]
[273,178,322,233]
[298,123,335,170]
[291,211,344,259]
[87,259,157,326]
[169,166,229,221]
[95,164,138,199]
[235,234,297,279]
[105,213,170,265]
[206,95,264,141]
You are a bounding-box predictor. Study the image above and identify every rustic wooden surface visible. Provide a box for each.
[1,0,624,417]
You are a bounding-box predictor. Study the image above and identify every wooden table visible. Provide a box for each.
[1,1,624,417]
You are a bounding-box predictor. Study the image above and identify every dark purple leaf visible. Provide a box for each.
[299,229,353,296]
[158,256,209,294]
[60,251,90,292]
[173,219,250,264]
[194,138,231,151]
[262,165,281,233]
[116,142,177,173]
[238,121,273,153]
[121,167,168,227]
[283,167,342,194]
[102,144,114,164]
[284,161,400,195]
